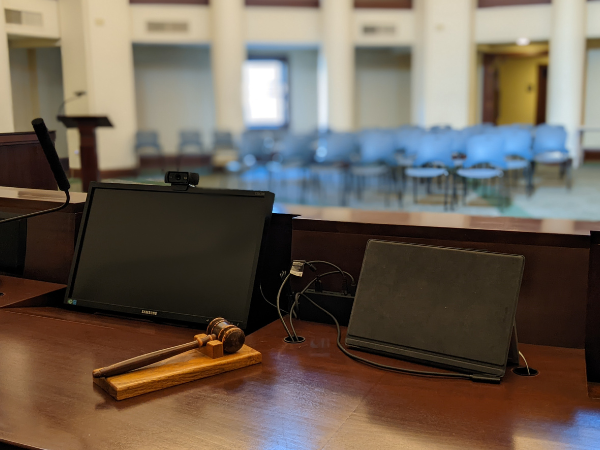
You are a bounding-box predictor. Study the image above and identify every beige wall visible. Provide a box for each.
[3,0,60,39]
[475,5,551,45]
[355,48,411,129]
[495,55,548,125]
[133,46,319,149]
[246,7,320,46]
[8,48,36,132]
[8,46,67,157]
[133,44,215,154]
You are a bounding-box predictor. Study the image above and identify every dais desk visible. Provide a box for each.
[0,307,599,450]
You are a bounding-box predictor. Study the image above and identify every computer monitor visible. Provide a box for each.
[346,240,525,378]
[65,182,274,329]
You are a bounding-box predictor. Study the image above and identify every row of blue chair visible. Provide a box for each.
[228,123,571,208]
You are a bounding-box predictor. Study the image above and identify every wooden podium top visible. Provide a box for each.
[0,186,86,214]
[57,115,112,128]
[0,308,598,449]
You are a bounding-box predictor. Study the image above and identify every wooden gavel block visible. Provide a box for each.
[93,318,245,379]
[92,317,262,400]
[194,334,223,359]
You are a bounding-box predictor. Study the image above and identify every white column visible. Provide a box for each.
[319,0,355,132]
[547,0,586,166]
[58,0,137,171]
[211,0,245,135]
[411,0,475,128]
[0,0,15,133]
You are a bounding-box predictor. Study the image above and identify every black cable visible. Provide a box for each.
[0,191,70,225]
[276,272,294,341]
[288,270,353,340]
[259,284,289,314]
[298,292,473,381]
[306,260,355,292]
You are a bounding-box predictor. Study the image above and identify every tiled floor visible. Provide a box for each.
[75,162,600,222]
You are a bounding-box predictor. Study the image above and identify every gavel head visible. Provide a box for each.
[207,318,245,354]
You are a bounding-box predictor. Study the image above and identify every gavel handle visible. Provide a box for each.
[92,334,216,378]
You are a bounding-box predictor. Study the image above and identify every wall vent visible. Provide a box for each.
[147,21,189,33]
[4,9,43,27]
[362,24,396,36]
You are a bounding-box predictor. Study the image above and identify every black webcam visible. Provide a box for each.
[165,171,200,188]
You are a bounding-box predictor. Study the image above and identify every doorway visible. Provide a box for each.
[478,43,549,126]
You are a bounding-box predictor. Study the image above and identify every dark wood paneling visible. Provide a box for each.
[130,0,209,4]
[0,276,65,308]
[246,0,319,6]
[584,150,600,162]
[1,309,599,449]
[0,131,59,191]
[291,218,591,349]
[586,231,600,397]
[355,0,412,8]
[480,0,598,4]
[536,64,548,125]
[478,0,550,7]
[482,54,499,125]
[0,187,86,284]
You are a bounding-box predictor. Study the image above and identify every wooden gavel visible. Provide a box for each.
[92,318,245,378]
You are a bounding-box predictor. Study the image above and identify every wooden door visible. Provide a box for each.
[482,54,500,124]
[536,65,548,125]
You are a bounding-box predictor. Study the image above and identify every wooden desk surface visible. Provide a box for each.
[1,308,599,449]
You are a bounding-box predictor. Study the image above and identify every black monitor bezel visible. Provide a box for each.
[64,181,274,329]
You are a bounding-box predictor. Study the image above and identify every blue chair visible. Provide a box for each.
[225,131,269,189]
[457,134,509,208]
[178,130,204,155]
[429,125,452,133]
[267,133,315,199]
[309,132,357,205]
[135,130,162,155]
[498,127,534,195]
[346,130,398,206]
[405,133,455,209]
[395,127,425,190]
[532,124,572,189]
[395,127,423,165]
[135,130,166,172]
[213,131,235,150]
[176,130,205,170]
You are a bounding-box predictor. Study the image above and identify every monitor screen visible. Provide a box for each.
[66,183,274,328]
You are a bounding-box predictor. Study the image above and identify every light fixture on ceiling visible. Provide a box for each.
[516,37,530,46]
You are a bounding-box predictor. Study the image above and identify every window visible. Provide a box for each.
[242,58,289,129]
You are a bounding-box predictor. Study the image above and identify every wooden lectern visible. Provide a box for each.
[57,115,112,192]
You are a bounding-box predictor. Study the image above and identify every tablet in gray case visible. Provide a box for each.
[346,240,525,378]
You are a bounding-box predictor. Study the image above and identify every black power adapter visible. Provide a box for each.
[295,289,355,327]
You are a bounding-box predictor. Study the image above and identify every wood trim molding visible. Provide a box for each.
[354,0,412,7]
[584,150,600,162]
[0,131,56,146]
[130,0,209,4]
[478,0,550,7]
[245,0,319,6]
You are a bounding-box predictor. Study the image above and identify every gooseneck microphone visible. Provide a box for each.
[56,91,86,118]
[0,118,71,225]
[31,118,70,192]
